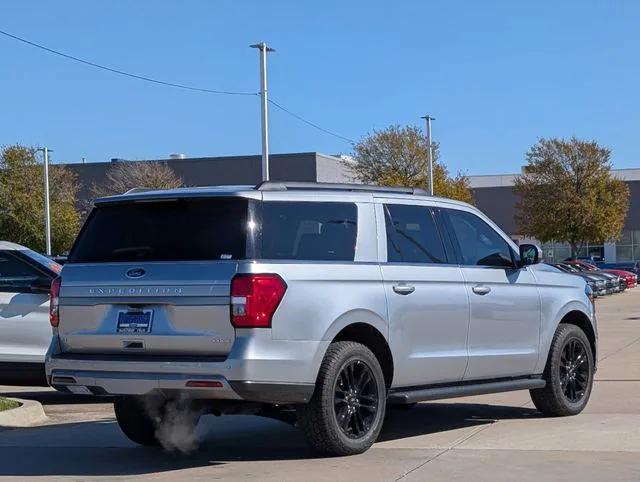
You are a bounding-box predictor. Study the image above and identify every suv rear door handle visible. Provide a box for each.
[393,284,415,295]
[472,285,491,295]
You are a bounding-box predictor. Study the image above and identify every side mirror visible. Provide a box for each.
[30,278,52,293]
[519,244,542,267]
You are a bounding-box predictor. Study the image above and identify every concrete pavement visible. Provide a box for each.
[1,290,640,481]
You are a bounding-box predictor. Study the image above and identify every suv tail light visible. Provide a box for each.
[230,274,287,328]
[49,276,61,327]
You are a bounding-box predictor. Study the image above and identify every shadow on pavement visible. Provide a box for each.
[0,443,226,476]
[0,389,110,405]
[381,401,540,441]
[0,401,540,477]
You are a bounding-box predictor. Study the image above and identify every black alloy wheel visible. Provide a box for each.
[530,323,594,416]
[560,338,590,403]
[297,341,387,455]
[333,360,379,438]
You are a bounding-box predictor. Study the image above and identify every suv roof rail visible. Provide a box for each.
[255,181,429,196]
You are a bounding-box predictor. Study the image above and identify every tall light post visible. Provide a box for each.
[421,115,435,196]
[38,147,52,255]
[250,42,275,182]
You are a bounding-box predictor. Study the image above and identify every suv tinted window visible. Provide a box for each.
[69,198,248,263]
[0,251,43,291]
[445,209,514,267]
[261,202,357,261]
[384,204,447,264]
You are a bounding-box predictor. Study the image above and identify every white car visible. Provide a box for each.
[0,241,60,385]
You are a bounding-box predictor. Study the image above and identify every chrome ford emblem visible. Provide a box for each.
[125,268,146,279]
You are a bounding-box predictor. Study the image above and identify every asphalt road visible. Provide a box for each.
[2,290,640,481]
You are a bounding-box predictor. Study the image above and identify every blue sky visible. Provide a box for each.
[1,0,639,174]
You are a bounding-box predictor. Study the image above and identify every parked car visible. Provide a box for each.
[576,255,603,263]
[566,258,599,270]
[558,262,615,295]
[601,269,637,289]
[550,263,607,297]
[0,241,61,385]
[597,261,640,277]
[46,183,597,456]
[565,260,621,294]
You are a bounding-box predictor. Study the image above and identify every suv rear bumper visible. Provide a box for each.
[48,369,315,403]
[45,330,328,404]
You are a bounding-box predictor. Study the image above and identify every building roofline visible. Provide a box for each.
[469,167,640,188]
[59,152,340,168]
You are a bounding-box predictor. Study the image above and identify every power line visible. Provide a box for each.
[0,28,357,144]
[0,28,256,96]
[268,98,355,144]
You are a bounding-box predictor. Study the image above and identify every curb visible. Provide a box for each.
[0,398,48,428]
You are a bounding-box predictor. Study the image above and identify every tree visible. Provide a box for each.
[514,137,629,257]
[0,145,80,254]
[348,125,473,203]
[91,160,184,199]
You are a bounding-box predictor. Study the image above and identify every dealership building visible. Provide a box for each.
[469,168,640,263]
[65,152,352,207]
[64,153,639,263]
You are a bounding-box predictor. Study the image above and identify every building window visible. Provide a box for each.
[616,230,640,261]
[581,243,604,260]
[541,241,604,262]
[541,242,571,262]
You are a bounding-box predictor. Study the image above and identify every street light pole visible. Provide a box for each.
[250,42,275,182]
[421,115,435,196]
[41,147,52,255]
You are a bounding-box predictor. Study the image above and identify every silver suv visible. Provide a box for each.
[45,182,597,456]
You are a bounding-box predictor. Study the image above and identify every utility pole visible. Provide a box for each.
[421,115,435,196]
[250,42,275,182]
[39,147,52,256]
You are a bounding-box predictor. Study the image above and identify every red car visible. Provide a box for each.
[566,259,637,289]
[602,269,638,289]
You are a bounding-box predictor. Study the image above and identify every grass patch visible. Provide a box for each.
[0,397,20,412]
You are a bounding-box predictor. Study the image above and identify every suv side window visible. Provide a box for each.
[444,209,514,268]
[261,201,357,261]
[0,251,43,292]
[384,204,447,264]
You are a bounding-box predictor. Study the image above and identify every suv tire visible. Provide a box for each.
[298,341,387,456]
[530,323,594,416]
[114,396,159,446]
[114,396,201,448]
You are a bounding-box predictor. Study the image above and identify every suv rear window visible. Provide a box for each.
[69,198,248,263]
[260,201,357,261]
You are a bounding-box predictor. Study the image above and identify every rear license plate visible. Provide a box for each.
[117,310,153,334]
